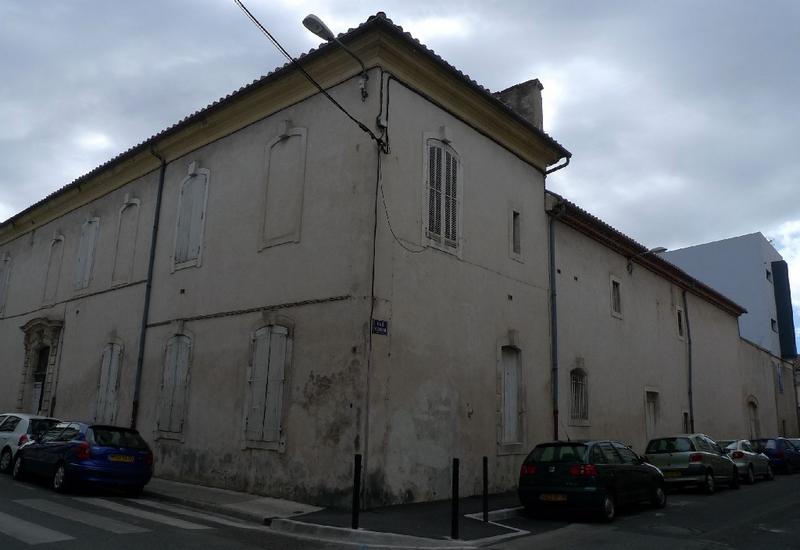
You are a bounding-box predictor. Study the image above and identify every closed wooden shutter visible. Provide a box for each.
[95,343,121,424]
[502,347,520,444]
[246,328,270,441]
[0,254,10,313]
[427,142,443,237]
[43,238,63,302]
[187,174,207,261]
[170,336,191,433]
[113,203,138,284]
[263,327,287,442]
[157,338,178,431]
[74,218,99,289]
[444,149,457,243]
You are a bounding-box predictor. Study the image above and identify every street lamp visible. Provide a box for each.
[627,247,667,274]
[302,14,369,101]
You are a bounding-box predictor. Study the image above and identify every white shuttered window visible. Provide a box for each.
[95,343,122,424]
[501,346,522,445]
[74,218,100,290]
[157,335,192,434]
[246,326,289,446]
[426,139,459,248]
[174,169,208,267]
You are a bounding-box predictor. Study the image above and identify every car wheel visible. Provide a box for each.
[703,471,715,495]
[11,455,24,481]
[765,465,775,481]
[650,484,667,508]
[600,494,616,522]
[745,465,756,485]
[52,463,69,493]
[729,468,740,489]
[0,449,12,474]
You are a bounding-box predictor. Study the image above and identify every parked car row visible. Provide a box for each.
[519,433,799,521]
[0,413,153,495]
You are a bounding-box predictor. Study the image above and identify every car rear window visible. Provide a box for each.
[646,437,695,454]
[752,439,776,450]
[28,419,59,436]
[717,440,735,449]
[529,444,587,463]
[90,427,149,450]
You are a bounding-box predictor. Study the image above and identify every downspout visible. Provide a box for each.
[682,290,695,432]
[547,198,566,440]
[130,146,167,429]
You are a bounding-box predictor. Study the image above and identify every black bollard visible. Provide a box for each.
[451,457,460,539]
[482,456,489,522]
[352,453,362,530]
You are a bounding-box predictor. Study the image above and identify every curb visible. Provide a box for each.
[271,518,478,549]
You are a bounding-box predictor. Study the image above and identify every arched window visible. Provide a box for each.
[157,334,192,435]
[174,162,209,269]
[0,252,11,314]
[747,397,760,439]
[112,196,140,285]
[570,369,588,421]
[95,342,123,424]
[245,325,291,449]
[43,235,64,303]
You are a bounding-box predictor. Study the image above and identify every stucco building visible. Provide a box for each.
[0,13,795,507]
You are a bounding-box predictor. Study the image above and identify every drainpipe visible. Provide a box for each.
[682,290,695,432]
[547,198,566,440]
[130,146,167,429]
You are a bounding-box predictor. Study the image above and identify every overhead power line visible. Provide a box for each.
[233,0,388,153]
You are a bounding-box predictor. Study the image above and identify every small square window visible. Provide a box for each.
[771,319,778,332]
[677,308,685,338]
[766,269,772,282]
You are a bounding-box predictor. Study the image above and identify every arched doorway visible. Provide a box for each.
[19,318,63,415]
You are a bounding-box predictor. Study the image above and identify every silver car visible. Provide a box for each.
[645,434,739,494]
[717,439,773,483]
[0,413,60,473]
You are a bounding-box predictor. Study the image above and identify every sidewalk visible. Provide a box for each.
[144,477,527,548]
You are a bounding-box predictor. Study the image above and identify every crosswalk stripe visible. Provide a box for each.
[128,499,269,530]
[0,510,74,545]
[16,499,149,534]
[72,497,212,530]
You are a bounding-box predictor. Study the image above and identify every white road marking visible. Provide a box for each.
[72,497,212,530]
[128,498,270,530]
[16,498,149,534]
[0,510,74,545]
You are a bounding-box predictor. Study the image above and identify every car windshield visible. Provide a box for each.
[646,437,695,454]
[529,444,587,463]
[752,439,775,450]
[28,419,59,437]
[718,441,736,450]
[90,427,149,450]
[788,439,800,450]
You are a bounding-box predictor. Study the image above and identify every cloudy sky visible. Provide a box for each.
[2,1,798,342]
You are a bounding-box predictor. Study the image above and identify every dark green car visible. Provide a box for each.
[518,440,666,521]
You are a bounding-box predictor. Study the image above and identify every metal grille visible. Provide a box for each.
[427,145,442,237]
[444,150,457,242]
[570,370,588,420]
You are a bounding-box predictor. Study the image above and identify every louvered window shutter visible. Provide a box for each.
[427,142,443,237]
[75,219,99,289]
[263,327,288,442]
[246,328,270,441]
[444,150,457,243]
[158,338,178,431]
[170,336,191,433]
[175,182,194,263]
[187,174,207,261]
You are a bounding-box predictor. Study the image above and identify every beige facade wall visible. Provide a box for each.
[364,81,551,504]
[554,221,798,455]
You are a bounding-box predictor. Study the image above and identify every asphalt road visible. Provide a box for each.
[491,473,800,549]
[0,473,337,550]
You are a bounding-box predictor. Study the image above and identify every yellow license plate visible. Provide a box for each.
[664,471,682,478]
[109,455,134,463]
[540,494,567,502]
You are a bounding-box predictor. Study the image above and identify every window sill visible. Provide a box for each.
[568,419,591,427]
[243,439,285,452]
[611,310,623,320]
[154,430,184,442]
[497,442,527,456]
[172,258,201,272]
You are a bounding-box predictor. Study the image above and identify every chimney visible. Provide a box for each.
[493,79,544,130]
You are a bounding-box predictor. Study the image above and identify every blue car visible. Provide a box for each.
[751,438,800,474]
[12,421,153,494]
